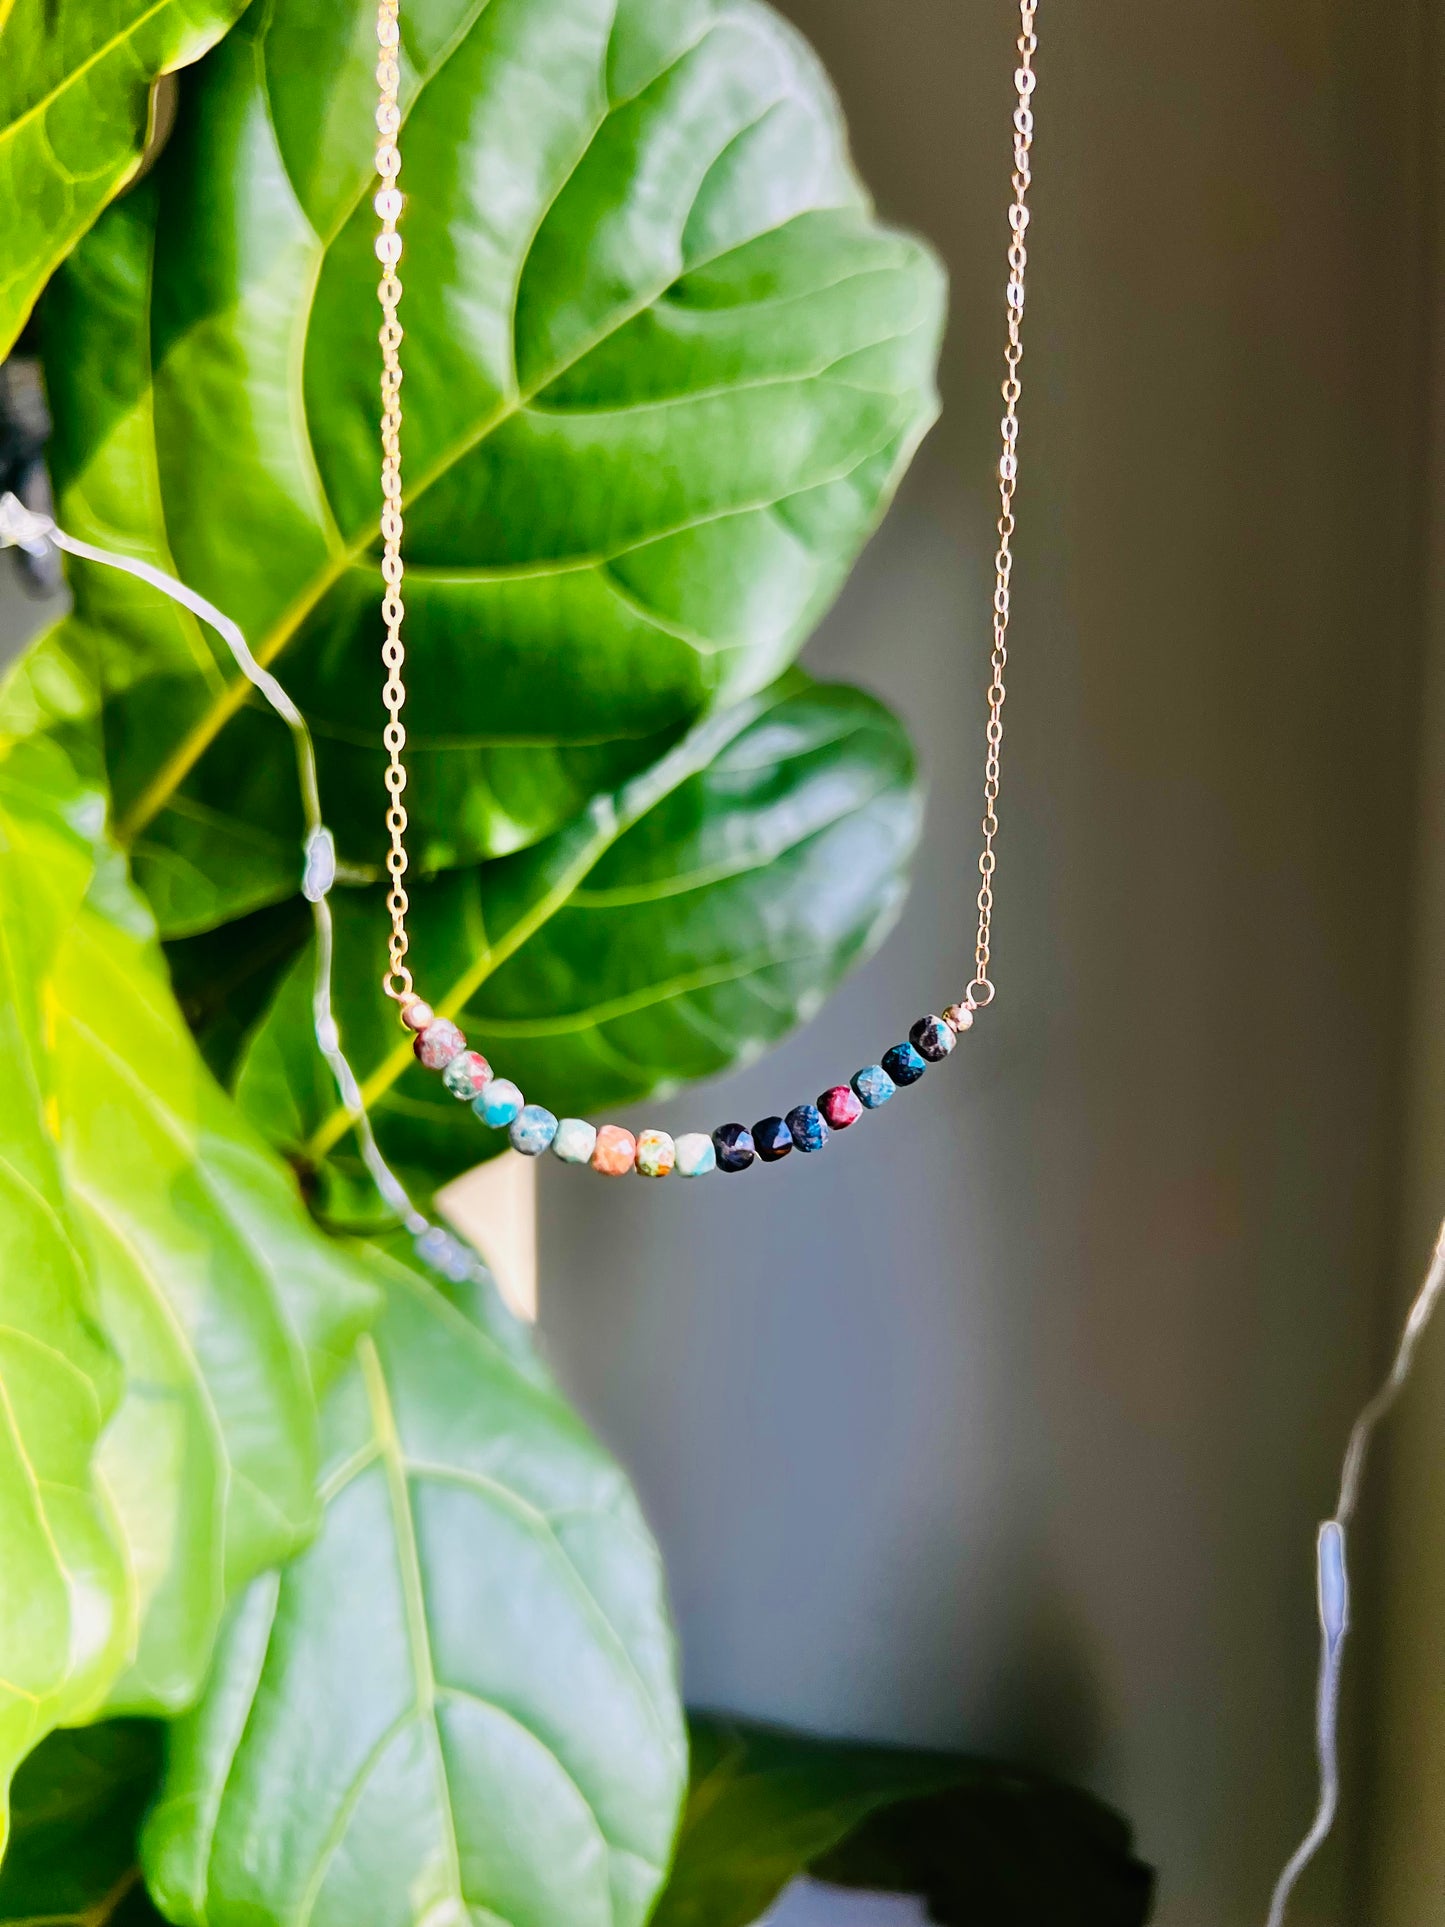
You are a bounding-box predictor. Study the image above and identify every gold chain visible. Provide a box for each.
[375,0,412,1005]
[372,0,1036,1017]
[969,0,1037,1010]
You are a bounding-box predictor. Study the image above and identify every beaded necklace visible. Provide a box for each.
[377,1,1040,1184]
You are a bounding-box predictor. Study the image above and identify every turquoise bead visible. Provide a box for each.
[851,1065,896,1109]
[510,1105,558,1156]
[473,1078,523,1127]
[552,1118,597,1165]
[674,1133,716,1178]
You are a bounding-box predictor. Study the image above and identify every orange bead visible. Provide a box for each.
[591,1125,637,1177]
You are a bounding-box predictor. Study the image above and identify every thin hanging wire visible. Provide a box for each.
[968,0,1038,1011]
[1264,1216,1445,1925]
[0,489,485,1291]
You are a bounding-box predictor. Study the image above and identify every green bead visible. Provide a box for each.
[552,1118,597,1165]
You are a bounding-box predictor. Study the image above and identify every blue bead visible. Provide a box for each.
[713,1123,756,1173]
[881,1042,928,1086]
[509,1105,558,1156]
[473,1078,523,1127]
[786,1103,829,1153]
[909,1014,956,1062]
[753,1116,793,1163]
[851,1064,896,1109]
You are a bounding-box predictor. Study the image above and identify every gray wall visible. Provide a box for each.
[541,5,1435,1924]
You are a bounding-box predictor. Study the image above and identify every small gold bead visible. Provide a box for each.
[943,1003,975,1034]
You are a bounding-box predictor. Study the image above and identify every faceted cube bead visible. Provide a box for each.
[441,1050,493,1101]
[786,1104,829,1153]
[591,1125,637,1176]
[909,1014,956,1062]
[851,1065,896,1109]
[552,1118,597,1165]
[819,1085,863,1130]
[473,1078,524,1128]
[415,1018,466,1069]
[881,1042,928,1086]
[754,1116,793,1163]
[713,1123,755,1173]
[674,1132,717,1178]
[635,1130,675,1178]
[510,1105,558,1156]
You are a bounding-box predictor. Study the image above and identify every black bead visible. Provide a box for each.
[881,1041,929,1086]
[786,1103,829,1153]
[753,1115,794,1162]
[712,1122,756,1173]
[909,1014,956,1062]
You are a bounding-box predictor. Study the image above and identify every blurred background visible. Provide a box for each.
[538,4,1445,1925]
[4,4,1442,1924]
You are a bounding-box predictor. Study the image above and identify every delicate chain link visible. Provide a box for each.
[371,0,1036,1018]
[969,0,1037,1011]
[375,0,413,1005]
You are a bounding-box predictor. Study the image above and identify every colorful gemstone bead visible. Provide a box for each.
[943,1003,975,1034]
[786,1104,829,1153]
[851,1065,896,1109]
[909,1014,956,1062]
[441,1050,493,1101]
[819,1084,863,1130]
[591,1125,637,1176]
[635,1130,675,1178]
[674,1133,717,1178]
[881,1042,928,1086]
[473,1078,523,1127]
[415,1018,466,1070]
[510,1104,558,1156]
[401,1000,435,1032]
[552,1118,597,1165]
[713,1123,755,1173]
[754,1116,793,1163]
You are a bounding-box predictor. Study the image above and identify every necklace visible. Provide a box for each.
[374,0,1039,1184]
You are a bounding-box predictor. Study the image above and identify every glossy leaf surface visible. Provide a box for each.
[0,0,247,356]
[231,673,918,1199]
[0,1721,164,1926]
[0,744,131,1853]
[144,1254,686,1927]
[0,726,377,1780]
[50,881,377,1716]
[36,0,943,935]
[653,1715,1155,1927]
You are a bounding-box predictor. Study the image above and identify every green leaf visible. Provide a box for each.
[143,1251,687,1927]
[50,867,378,1716]
[653,1715,1155,1927]
[229,673,918,1200]
[0,1721,164,1926]
[0,0,250,358]
[0,743,132,1854]
[35,0,943,936]
[0,723,378,1816]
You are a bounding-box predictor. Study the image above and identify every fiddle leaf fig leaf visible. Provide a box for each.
[654,1715,1156,1927]
[35,0,943,937]
[0,0,249,357]
[142,1251,686,1927]
[0,722,378,1793]
[229,673,919,1200]
[0,743,132,1856]
[51,875,378,1718]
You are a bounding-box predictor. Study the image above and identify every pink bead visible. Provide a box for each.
[818,1084,863,1130]
[401,1000,435,1032]
[415,1018,466,1069]
[591,1125,636,1176]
